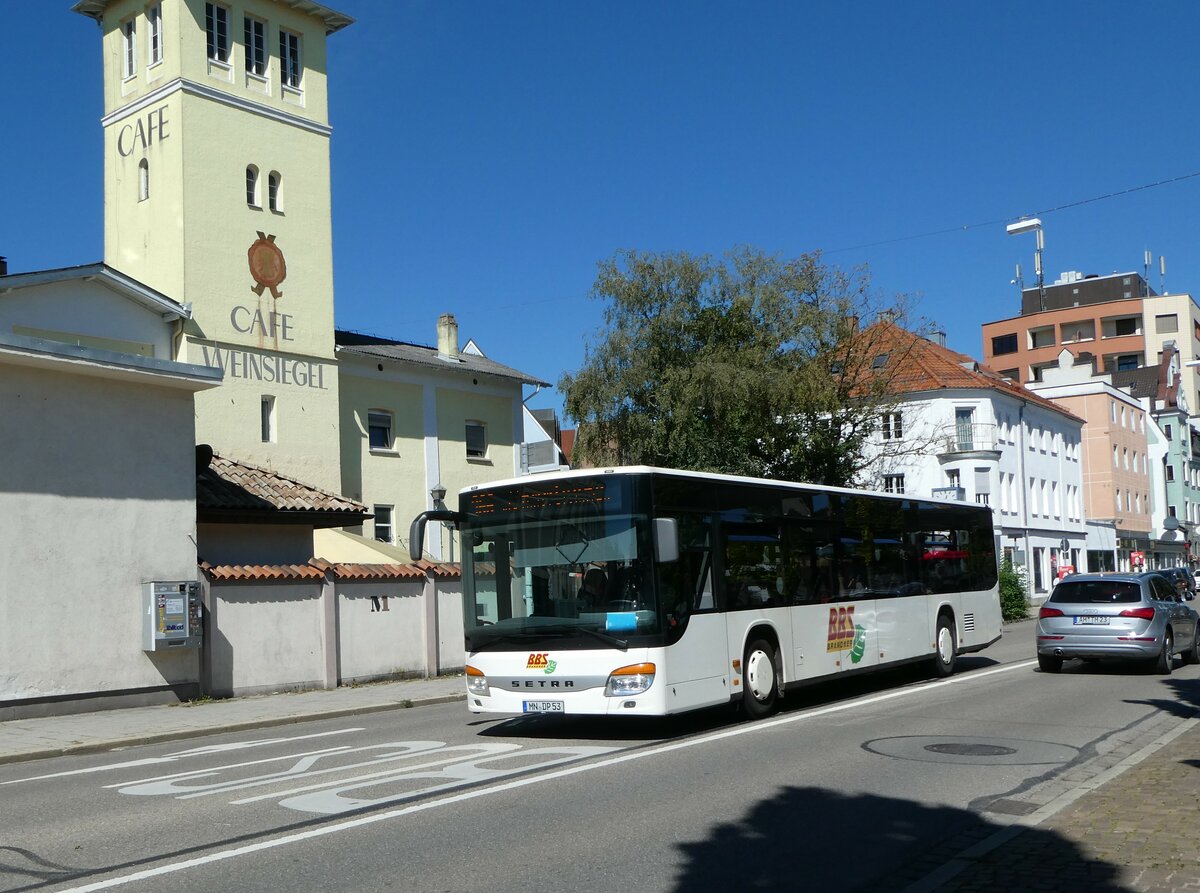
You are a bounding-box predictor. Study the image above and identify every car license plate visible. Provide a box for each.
[1073,616,1110,625]
[523,700,564,713]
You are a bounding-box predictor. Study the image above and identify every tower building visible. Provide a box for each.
[73,0,353,491]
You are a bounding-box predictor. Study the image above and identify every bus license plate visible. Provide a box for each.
[1073,616,1109,625]
[523,700,564,713]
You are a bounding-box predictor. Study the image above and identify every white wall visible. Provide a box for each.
[0,361,202,708]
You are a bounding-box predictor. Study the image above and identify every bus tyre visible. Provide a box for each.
[932,615,957,678]
[743,639,779,719]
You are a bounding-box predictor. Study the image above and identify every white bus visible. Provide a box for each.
[410,467,1002,720]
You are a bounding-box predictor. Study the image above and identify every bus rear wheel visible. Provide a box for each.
[931,615,957,678]
[743,639,779,719]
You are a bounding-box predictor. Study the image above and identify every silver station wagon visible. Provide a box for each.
[1036,572,1200,674]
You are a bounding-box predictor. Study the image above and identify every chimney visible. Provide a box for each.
[934,330,947,347]
[437,313,459,360]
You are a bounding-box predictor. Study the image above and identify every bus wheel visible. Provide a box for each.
[743,639,779,719]
[932,615,957,678]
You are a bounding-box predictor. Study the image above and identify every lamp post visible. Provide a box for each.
[429,483,452,562]
[1006,217,1045,311]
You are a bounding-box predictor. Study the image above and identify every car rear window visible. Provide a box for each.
[1049,581,1140,604]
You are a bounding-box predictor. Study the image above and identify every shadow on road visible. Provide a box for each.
[671,785,1125,893]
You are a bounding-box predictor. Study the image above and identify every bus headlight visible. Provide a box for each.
[605,663,656,697]
[465,665,489,696]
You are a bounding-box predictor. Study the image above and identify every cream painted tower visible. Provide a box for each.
[74,0,352,492]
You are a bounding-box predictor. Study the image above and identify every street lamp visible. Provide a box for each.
[1006,217,1045,311]
[429,483,452,562]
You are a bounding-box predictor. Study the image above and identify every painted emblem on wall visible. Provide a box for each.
[248,232,287,298]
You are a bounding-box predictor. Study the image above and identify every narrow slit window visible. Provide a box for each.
[260,395,276,443]
[267,171,281,212]
[246,165,260,207]
[138,159,149,201]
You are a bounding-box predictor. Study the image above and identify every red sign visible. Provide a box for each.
[1130,551,1145,567]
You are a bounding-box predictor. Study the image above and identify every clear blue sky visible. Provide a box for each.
[7,2,1200,421]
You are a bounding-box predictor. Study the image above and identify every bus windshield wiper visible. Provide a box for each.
[575,626,629,651]
[469,632,542,652]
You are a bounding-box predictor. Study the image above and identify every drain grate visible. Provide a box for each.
[924,742,1018,757]
[986,798,1041,816]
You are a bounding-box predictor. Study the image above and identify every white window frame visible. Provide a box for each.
[268,171,282,212]
[280,28,302,91]
[260,394,276,443]
[880,411,903,440]
[367,410,394,452]
[244,15,267,77]
[121,16,137,80]
[374,505,394,544]
[246,164,260,208]
[206,3,231,64]
[147,3,163,67]
[882,474,905,494]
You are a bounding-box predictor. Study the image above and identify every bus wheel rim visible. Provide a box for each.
[747,649,773,701]
[938,626,953,662]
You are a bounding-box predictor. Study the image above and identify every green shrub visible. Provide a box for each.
[998,558,1029,622]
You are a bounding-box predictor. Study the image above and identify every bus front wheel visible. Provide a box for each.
[932,615,957,678]
[743,639,779,719]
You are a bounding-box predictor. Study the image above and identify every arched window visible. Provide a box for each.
[138,158,149,201]
[268,171,282,212]
[246,164,260,207]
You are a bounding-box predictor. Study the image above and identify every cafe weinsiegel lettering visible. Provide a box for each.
[117,106,169,157]
[205,306,329,389]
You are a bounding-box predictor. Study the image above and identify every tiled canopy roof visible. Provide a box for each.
[196,451,370,528]
[201,559,462,581]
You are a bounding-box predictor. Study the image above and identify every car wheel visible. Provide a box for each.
[1183,632,1200,666]
[1155,631,1174,675]
[742,639,779,720]
[1037,653,1062,673]
[931,615,956,677]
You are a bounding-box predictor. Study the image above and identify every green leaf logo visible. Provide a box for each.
[544,659,557,675]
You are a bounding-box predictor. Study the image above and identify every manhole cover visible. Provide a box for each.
[864,736,1079,765]
[924,743,1018,756]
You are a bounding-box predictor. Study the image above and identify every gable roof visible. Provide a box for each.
[335,330,549,387]
[866,322,1085,423]
[0,263,190,321]
[196,450,369,527]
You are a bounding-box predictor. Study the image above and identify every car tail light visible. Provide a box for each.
[1118,607,1156,621]
[1038,606,1064,618]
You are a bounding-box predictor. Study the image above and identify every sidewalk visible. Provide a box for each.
[2,674,1198,892]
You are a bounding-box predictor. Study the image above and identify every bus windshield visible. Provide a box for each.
[461,477,662,651]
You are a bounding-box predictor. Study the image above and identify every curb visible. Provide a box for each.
[0,692,467,767]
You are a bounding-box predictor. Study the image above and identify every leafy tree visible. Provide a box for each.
[998,557,1029,622]
[560,247,926,486]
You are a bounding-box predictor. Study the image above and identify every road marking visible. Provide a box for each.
[57,660,1037,892]
[1,728,364,786]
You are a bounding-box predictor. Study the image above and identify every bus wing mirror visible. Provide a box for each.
[654,517,679,563]
[408,510,465,562]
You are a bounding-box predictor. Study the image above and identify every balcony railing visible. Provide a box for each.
[939,423,999,454]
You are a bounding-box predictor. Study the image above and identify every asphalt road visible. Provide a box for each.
[2,626,1195,893]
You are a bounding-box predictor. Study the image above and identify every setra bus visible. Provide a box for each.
[409,466,1002,720]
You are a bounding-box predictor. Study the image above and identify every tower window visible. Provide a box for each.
[268,171,282,212]
[121,17,136,79]
[206,3,230,63]
[280,30,302,89]
[138,159,149,201]
[260,395,276,443]
[244,16,266,77]
[246,165,260,207]
[147,3,163,66]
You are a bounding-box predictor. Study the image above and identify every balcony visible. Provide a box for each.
[931,486,966,502]
[939,423,999,456]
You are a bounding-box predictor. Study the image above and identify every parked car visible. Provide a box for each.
[1036,572,1200,674]
[1159,566,1196,601]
